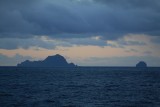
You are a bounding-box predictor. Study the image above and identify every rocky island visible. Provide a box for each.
[17,54,76,67]
[136,61,147,68]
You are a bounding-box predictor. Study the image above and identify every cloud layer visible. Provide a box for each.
[0,0,160,39]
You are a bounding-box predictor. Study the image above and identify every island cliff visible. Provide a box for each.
[17,54,76,67]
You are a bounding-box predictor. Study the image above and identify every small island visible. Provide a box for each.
[136,61,147,68]
[17,54,76,67]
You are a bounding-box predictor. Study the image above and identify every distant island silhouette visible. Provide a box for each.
[17,54,76,67]
[136,61,147,68]
[17,55,149,68]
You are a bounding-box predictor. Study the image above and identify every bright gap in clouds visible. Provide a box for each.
[0,34,160,66]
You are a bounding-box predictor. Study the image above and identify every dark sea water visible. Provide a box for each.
[0,67,160,107]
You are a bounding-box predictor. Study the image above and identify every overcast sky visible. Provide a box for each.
[0,0,160,66]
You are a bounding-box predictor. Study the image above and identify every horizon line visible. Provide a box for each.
[0,66,160,68]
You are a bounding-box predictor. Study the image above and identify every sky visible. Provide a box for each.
[0,0,160,66]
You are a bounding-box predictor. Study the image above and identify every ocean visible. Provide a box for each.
[0,67,160,107]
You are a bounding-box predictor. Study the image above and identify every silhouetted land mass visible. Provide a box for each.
[136,61,147,68]
[17,54,76,67]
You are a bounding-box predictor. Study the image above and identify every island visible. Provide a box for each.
[17,54,76,67]
[136,61,147,68]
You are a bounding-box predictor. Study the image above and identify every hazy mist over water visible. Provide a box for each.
[0,67,160,107]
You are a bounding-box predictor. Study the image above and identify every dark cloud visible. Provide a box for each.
[0,38,56,49]
[0,0,160,40]
[63,37,107,46]
[93,0,160,9]
[0,36,107,50]
[0,0,90,38]
[92,0,160,35]
[107,38,146,48]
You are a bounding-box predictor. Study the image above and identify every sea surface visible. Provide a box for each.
[0,67,160,107]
